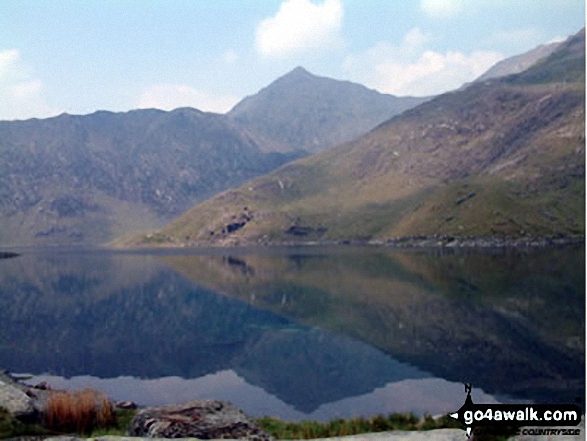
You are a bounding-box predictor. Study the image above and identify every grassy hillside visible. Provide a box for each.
[121,30,585,248]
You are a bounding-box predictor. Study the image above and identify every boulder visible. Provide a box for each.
[116,400,138,410]
[0,378,36,421]
[127,400,272,440]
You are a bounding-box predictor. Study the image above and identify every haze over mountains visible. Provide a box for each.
[0,30,583,247]
[228,67,428,153]
[128,29,585,247]
[473,40,562,82]
[0,66,432,246]
[0,109,301,245]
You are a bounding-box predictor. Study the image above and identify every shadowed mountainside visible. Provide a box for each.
[0,108,303,246]
[228,67,429,153]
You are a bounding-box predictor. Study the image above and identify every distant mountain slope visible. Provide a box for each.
[475,41,562,82]
[507,27,585,85]
[0,108,301,245]
[124,29,585,247]
[228,67,429,153]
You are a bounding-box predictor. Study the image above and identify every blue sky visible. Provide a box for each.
[0,0,584,120]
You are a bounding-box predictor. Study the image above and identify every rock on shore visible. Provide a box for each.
[0,370,54,420]
[0,376,36,421]
[127,400,272,440]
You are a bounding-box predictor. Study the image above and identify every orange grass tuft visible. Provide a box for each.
[44,389,115,434]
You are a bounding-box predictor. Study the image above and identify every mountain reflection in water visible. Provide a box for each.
[0,246,583,420]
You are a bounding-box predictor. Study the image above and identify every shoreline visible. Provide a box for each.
[1,371,465,439]
[2,370,583,440]
[120,234,585,250]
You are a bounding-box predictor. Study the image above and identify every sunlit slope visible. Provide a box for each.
[123,30,585,247]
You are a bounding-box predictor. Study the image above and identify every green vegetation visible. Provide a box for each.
[255,414,520,440]
[0,406,137,439]
[1,406,519,440]
[122,29,585,248]
[83,409,138,438]
[0,407,49,439]
[255,413,460,438]
[390,176,585,237]
[509,29,585,85]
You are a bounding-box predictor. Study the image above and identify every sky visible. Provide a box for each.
[0,0,584,121]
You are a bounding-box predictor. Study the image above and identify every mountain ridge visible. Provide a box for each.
[0,107,302,246]
[474,41,562,83]
[122,29,585,248]
[228,67,430,153]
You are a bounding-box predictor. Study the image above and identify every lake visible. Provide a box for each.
[0,246,584,421]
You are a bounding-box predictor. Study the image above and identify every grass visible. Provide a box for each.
[256,414,521,440]
[255,413,463,439]
[83,408,137,437]
[1,403,522,441]
[0,405,136,439]
[388,176,585,238]
[43,389,116,435]
[119,63,584,249]
[0,407,49,439]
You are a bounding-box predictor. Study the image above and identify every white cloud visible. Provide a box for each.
[343,28,504,97]
[343,27,430,70]
[222,49,238,64]
[403,27,429,49]
[484,28,544,52]
[11,79,42,99]
[548,36,566,44]
[0,49,61,121]
[373,50,503,96]
[0,49,20,78]
[138,84,240,114]
[420,0,463,18]
[255,0,343,58]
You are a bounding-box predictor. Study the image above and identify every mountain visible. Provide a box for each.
[0,108,302,245]
[124,29,585,247]
[228,67,429,153]
[507,27,585,85]
[474,41,562,82]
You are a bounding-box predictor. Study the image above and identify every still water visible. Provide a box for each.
[0,246,583,421]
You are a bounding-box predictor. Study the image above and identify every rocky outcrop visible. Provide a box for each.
[0,371,58,423]
[0,251,18,259]
[0,376,36,421]
[382,235,585,248]
[127,400,272,440]
[44,432,466,441]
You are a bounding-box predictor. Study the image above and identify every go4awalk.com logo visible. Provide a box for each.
[448,384,582,437]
